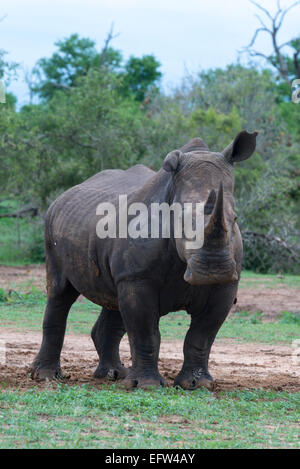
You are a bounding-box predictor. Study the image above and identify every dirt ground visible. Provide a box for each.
[0,329,299,392]
[0,265,299,393]
[0,265,46,292]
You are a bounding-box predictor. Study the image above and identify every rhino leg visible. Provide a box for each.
[117,281,165,389]
[91,307,128,380]
[30,276,79,381]
[174,283,238,391]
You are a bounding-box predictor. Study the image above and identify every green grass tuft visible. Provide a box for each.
[0,385,299,448]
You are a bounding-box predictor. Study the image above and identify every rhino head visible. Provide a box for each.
[163,130,258,286]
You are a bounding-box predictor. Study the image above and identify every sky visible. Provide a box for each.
[1,0,300,106]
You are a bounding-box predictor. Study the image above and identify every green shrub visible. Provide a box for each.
[279,311,300,325]
[0,288,9,303]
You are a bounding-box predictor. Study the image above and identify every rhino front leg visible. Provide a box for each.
[117,281,165,389]
[175,283,238,390]
[91,307,128,380]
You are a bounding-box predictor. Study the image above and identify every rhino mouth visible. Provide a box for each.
[184,257,238,286]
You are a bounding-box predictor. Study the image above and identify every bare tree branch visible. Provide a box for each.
[99,23,120,70]
[249,0,273,21]
[242,1,300,84]
[254,13,269,31]
[246,26,270,49]
[51,82,72,91]
[0,207,38,219]
[277,1,300,30]
[294,49,300,76]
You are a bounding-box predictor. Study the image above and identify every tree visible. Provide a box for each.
[32,33,122,100]
[32,32,162,103]
[0,50,18,88]
[243,0,300,85]
[120,55,162,102]
[0,15,19,89]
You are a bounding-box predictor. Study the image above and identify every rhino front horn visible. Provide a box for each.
[204,182,228,245]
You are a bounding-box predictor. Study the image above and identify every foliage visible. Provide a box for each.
[32,33,161,102]
[0,49,18,85]
[0,287,44,305]
[279,311,300,325]
[120,54,162,101]
[0,288,8,302]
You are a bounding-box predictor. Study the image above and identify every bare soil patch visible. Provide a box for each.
[233,288,300,320]
[1,266,299,393]
[0,265,46,292]
[0,329,299,393]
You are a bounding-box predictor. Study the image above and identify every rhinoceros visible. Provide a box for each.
[31,130,257,390]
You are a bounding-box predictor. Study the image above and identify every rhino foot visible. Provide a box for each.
[30,360,69,381]
[93,363,129,381]
[174,368,214,391]
[121,370,166,390]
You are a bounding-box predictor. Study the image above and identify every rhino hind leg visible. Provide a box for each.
[91,308,128,380]
[30,275,79,381]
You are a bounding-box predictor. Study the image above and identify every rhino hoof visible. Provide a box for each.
[30,364,69,381]
[174,370,214,391]
[121,373,166,390]
[137,377,166,390]
[93,364,129,381]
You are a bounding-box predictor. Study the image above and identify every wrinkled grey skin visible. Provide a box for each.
[31,130,258,390]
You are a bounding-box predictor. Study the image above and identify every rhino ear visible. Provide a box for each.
[222,130,258,164]
[163,150,183,173]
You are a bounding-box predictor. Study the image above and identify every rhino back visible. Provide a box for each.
[46,165,155,235]
[43,165,156,305]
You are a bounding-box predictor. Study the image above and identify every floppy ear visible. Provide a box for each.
[222,130,258,164]
[163,150,183,173]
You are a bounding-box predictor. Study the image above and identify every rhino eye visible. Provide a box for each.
[234,215,238,222]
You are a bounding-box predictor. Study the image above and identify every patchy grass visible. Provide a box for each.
[0,287,299,344]
[218,312,300,344]
[0,274,299,449]
[240,271,300,289]
[0,385,299,449]
[0,201,44,265]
